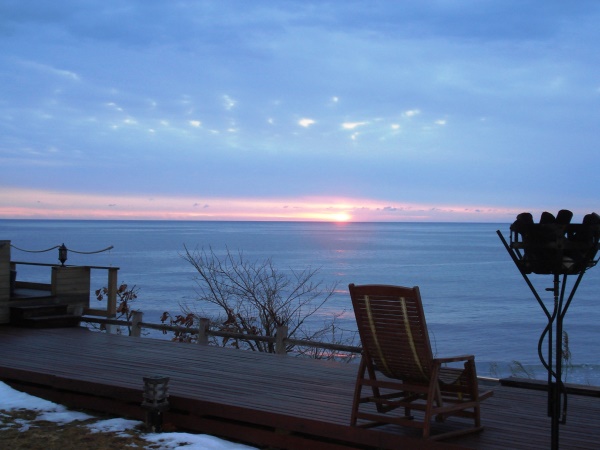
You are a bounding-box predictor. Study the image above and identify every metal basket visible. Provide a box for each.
[509,214,600,275]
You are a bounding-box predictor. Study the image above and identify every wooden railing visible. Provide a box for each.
[11,261,120,317]
[83,312,362,357]
[83,265,119,318]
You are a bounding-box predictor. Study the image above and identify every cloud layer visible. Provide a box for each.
[1,1,599,221]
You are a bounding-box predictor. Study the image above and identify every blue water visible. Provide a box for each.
[2,219,600,385]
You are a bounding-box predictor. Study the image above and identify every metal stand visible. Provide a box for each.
[498,230,592,450]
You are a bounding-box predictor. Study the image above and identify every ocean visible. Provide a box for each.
[3,219,600,385]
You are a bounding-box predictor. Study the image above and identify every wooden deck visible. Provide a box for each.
[0,326,599,449]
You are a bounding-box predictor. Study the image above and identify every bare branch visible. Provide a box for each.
[168,246,354,358]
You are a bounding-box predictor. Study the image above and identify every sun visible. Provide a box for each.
[331,212,351,222]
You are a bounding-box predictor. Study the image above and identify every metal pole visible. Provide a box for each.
[550,274,560,450]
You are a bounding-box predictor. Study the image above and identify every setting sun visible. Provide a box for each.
[332,212,351,222]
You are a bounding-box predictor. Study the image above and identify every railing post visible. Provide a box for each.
[131,311,143,337]
[106,268,118,317]
[197,318,210,345]
[275,325,288,355]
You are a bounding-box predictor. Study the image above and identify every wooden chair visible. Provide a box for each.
[349,283,493,440]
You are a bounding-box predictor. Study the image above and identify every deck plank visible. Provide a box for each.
[1,326,599,449]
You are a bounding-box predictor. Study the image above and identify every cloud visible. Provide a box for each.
[20,60,81,81]
[403,109,421,117]
[223,95,237,111]
[342,121,367,130]
[106,102,123,112]
[298,118,315,128]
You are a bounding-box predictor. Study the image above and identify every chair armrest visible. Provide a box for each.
[433,354,475,364]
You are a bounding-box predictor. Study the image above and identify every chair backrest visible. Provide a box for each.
[349,284,434,382]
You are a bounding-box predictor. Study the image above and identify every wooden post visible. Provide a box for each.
[51,266,91,314]
[275,325,288,355]
[131,311,143,337]
[106,268,119,317]
[0,241,10,324]
[197,318,210,345]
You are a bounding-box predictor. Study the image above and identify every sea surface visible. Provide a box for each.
[3,219,600,385]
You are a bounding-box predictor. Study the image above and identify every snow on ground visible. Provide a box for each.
[0,381,257,449]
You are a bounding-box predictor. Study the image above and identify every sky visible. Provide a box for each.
[1,1,599,222]
[0,380,257,449]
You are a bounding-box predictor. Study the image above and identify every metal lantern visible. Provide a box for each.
[141,375,170,432]
[58,243,68,266]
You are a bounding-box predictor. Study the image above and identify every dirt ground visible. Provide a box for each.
[0,408,157,450]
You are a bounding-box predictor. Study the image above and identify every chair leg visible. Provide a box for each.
[350,357,367,426]
[466,359,482,428]
[423,367,442,438]
[473,404,481,428]
[364,358,390,414]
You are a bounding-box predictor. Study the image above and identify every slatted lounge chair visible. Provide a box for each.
[349,283,493,440]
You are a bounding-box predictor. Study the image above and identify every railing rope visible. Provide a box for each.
[11,243,113,267]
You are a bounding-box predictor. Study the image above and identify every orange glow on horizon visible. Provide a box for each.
[0,187,525,222]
